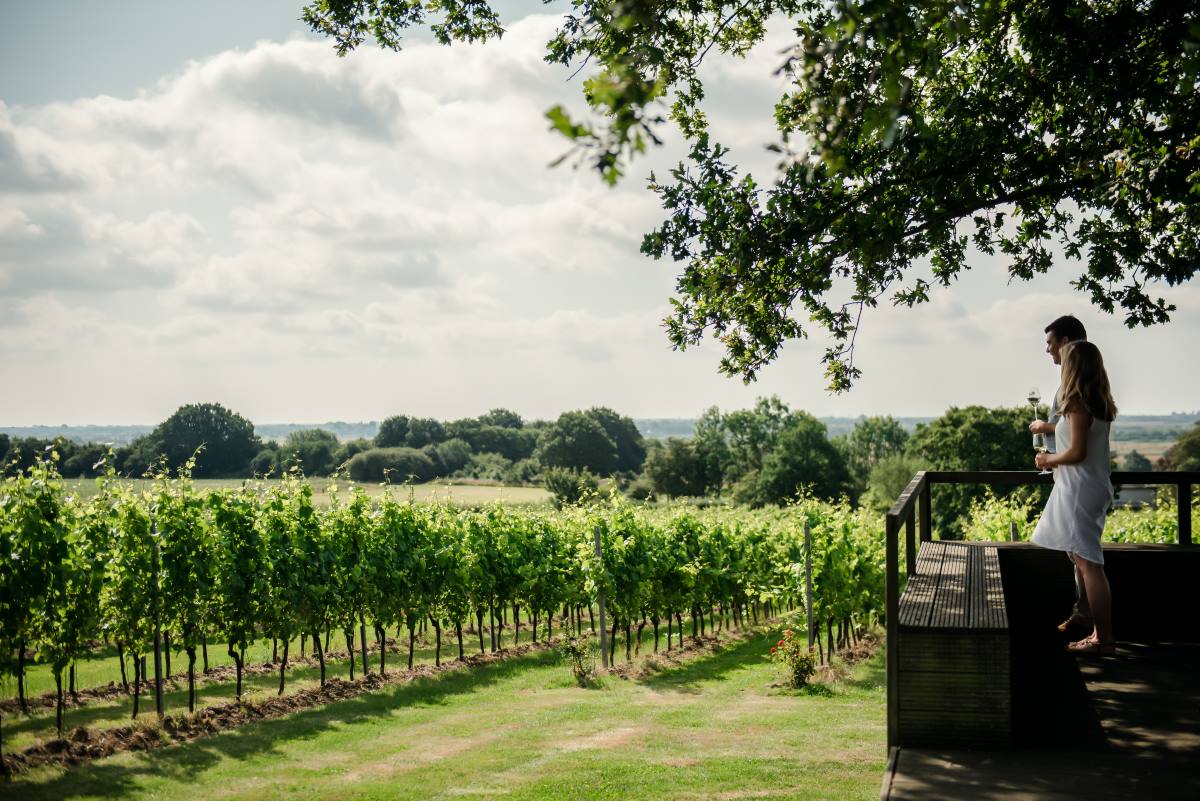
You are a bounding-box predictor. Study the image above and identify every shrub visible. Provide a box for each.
[557,635,599,686]
[346,447,437,483]
[770,628,816,688]
[543,466,599,508]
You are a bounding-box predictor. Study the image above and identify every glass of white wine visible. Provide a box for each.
[1027,386,1051,474]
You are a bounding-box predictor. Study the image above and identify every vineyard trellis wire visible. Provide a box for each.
[0,452,885,749]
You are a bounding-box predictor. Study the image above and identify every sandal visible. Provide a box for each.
[1066,637,1116,656]
[1057,616,1094,635]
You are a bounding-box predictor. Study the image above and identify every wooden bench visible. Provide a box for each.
[896,541,1010,748]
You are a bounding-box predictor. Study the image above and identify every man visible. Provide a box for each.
[1030,314,1091,637]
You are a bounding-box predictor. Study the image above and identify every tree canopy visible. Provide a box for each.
[148,403,261,478]
[302,1,1200,389]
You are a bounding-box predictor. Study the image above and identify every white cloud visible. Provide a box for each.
[0,14,1195,424]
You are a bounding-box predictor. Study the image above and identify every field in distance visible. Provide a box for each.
[64,477,551,507]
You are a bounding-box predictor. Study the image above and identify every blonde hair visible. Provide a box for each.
[1058,341,1117,422]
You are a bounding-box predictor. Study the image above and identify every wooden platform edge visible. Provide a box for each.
[879,746,899,801]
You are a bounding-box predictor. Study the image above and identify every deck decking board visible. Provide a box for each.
[896,540,1011,749]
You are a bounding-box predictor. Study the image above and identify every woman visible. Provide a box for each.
[1031,340,1117,655]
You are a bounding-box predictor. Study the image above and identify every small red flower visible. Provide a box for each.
[770,646,776,653]
[778,639,784,647]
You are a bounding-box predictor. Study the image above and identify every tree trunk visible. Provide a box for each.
[431,616,442,667]
[186,648,197,712]
[359,617,370,676]
[375,624,387,676]
[324,623,331,653]
[55,670,64,737]
[230,645,244,701]
[278,639,289,695]
[456,623,464,660]
[69,662,78,703]
[532,610,539,643]
[314,630,327,687]
[300,631,307,659]
[476,609,486,654]
[635,619,646,656]
[624,622,633,661]
[202,632,209,673]
[652,618,660,653]
[16,642,27,714]
[272,637,278,663]
[513,605,520,646]
[666,616,672,651]
[691,608,699,640]
[345,630,356,681]
[609,620,619,664]
[164,632,172,677]
[489,603,497,652]
[588,604,595,633]
[131,655,141,719]
[827,619,834,658]
[547,608,553,640]
[407,625,416,670]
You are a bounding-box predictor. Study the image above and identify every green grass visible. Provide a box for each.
[4,627,886,801]
[62,478,552,508]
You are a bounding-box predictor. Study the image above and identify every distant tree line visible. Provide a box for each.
[4,400,1192,531]
[0,403,648,489]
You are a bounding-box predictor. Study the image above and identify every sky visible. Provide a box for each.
[1,2,1196,426]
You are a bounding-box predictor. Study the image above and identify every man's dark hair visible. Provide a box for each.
[1045,315,1087,342]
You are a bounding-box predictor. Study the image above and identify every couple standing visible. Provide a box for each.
[1028,315,1117,656]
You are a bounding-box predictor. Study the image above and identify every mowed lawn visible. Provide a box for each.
[6,630,887,801]
[63,477,551,507]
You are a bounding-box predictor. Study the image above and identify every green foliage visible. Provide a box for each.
[742,413,850,506]
[644,438,713,498]
[557,634,598,687]
[862,454,928,515]
[908,406,1040,537]
[770,628,815,688]
[304,1,1199,389]
[477,409,523,429]
[1122,450,1153,472]
[375,415,410,448]
[837,417,910,499]
[543,467,599,509]
[536,412,619,476]
[434,438,474,475]
[404,418,447,449]
[1164,423,1200,471]
[346,447,438,483]
[147,403,261,478]
[962,490,1199,546]
[583,407,647,474]
[281,429,341,476]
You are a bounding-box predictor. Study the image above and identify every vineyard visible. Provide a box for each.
[0,453,886,763]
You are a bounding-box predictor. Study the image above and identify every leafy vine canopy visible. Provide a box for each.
[301,1,1200,390]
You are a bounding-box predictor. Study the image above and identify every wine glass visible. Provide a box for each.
[1027,387,1051,474]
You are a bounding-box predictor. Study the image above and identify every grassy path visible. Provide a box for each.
[5,627,886,801]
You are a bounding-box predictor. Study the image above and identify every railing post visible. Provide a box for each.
[885,515,899,749]
[919,478,932,542]
[1180,483,1193,546]
[905,513,916,577]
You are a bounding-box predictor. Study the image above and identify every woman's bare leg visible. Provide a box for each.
[1075,557,1113,643]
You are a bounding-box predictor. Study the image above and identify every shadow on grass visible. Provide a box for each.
[639,631,777,694]
[7,649,561,801]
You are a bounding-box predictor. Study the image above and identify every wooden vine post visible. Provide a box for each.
[593,526,608,670]
[805,521,814,651]
[152,534,164,720]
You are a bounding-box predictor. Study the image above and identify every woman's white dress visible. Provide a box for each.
[1031,413,1113,565]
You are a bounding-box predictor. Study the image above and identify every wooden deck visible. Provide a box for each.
[883,542,1200,800]
[883,642,1200,800]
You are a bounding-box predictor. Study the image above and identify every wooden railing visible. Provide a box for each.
[883,469,1199,748]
